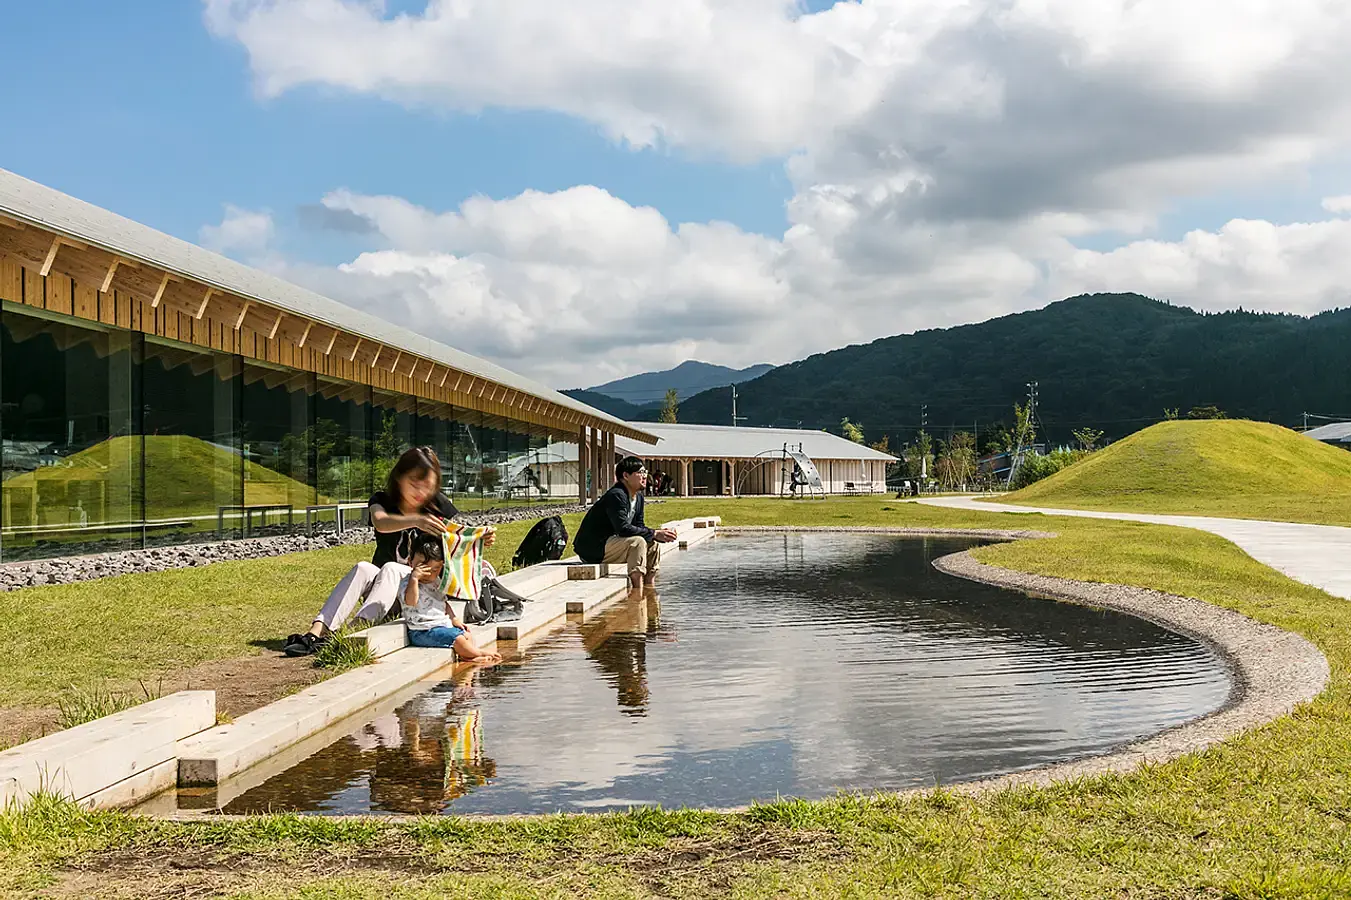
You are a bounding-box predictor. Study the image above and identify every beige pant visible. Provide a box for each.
[313,561,411,631]
[602,535,661,578]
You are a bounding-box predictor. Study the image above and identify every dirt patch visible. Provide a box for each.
[0,651,329,748]
[44,827,844,899]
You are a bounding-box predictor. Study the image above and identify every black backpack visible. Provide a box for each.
[512,515,569,568]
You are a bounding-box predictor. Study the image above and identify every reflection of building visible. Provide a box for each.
[0,169,656,561]
[539,423,896,496]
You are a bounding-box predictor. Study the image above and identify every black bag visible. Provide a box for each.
[512,515,569,568]
[462,561,529,625]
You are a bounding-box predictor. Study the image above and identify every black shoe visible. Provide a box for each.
[283,633,320,657]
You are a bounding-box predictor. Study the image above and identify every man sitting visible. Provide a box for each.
[573,456,677,589]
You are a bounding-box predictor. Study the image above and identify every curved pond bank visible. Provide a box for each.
[205,531,1295,816]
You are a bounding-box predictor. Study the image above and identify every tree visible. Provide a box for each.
[1012,401,1037,448]
[658,388,679,424]
[1186,405,1226,420]
[934,431,977,491]
[840,417,865,444]
[1163,408,1180,421]
[869,435,890,453]
[1071,427,1104,451]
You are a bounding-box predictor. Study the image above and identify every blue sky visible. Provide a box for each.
[1,1,791,265]
[3,1,1350,387]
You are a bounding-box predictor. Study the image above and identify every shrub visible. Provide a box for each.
[1012,448,1090,489]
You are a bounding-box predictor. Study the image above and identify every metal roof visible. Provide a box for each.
[1305,422,1351,443]
[546,422,898,462]
[0,167,654,443]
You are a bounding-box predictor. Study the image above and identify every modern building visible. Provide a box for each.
[536,422,897,497]
[1304,422,1351,447]
[0,168,653,561]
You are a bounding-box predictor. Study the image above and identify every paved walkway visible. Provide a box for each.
[919,496,1351,602]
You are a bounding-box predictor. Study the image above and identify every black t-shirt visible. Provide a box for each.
[368,490,459,567]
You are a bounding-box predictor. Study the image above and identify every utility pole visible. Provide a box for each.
[731,385,747,427]
[919,404,929,479]
[1008,381,1039,487]
[1303,411,1309,432]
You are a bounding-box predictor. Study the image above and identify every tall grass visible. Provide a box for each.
[54,680,163,729]
[312,624,376,673]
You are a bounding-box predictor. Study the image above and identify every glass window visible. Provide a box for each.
[478,420,510,510]
[142,337,242,546]
[240,361,315,534]
[1,303,141,560]
[413,398,457,500]
[315,378,372,504]
[371,389,414,488]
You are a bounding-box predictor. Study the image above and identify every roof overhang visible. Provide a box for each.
[0,169,658,445]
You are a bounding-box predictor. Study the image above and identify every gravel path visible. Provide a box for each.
[0,503,590,591]
[920,495,1351,602]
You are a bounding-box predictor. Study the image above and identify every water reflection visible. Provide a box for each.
[218,534,1233,815]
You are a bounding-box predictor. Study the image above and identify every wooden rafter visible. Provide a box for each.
[297,320,314,348]
[194,288,215,319]
[267,311,284,340]
[370,345,383,368]
[100,257,134,294]
[151,273,174,308]
[324,329,340,356]
[0,213,26,231]
[450,372,464,392]
[439,368,450,388]
[347,336,363,361]
[387,349,402,373]
[39,236,62,277]
[423,362,436,384]
[233,301,252,330]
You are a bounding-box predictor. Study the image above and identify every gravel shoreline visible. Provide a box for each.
[722,525,1330,796]
[0,502,591,591]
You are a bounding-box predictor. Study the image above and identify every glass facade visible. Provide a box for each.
[0,301,570,560]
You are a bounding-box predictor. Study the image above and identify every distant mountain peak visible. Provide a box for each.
[576,360,774,405]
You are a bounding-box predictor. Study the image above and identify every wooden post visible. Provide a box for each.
[729,459,737,497]
[681,460,690,497]
[578,425,589,505]
[590,428,603,500]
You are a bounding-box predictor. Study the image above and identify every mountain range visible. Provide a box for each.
[562,359,773,418]
[663,293,1351,448]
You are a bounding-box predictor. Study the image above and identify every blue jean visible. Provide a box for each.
[407,625,467,648]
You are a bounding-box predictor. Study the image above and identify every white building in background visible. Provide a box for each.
[524,422,897,498]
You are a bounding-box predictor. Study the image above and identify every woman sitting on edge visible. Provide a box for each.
[283,446,495,656]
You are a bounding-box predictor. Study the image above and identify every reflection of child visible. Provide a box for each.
[402,536,501,662]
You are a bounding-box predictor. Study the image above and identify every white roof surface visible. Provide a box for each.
[0,167,648,440]
[547,422,897,461]
[1305,422,1351,443]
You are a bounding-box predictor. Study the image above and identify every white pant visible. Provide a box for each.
[313,561,411,632]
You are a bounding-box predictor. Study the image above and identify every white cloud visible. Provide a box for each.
[200,203,275,256]
[1324,195,1351,214]
[205,1,1351,385]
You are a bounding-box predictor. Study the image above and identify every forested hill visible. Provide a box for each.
[673,293,1351,447]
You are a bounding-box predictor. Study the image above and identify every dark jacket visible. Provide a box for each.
[574,484,653,563]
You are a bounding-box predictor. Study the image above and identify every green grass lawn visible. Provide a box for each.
[1002,419,1351,526]
[3,497,1351,898]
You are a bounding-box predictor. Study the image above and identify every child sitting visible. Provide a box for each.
[402,535,502,663]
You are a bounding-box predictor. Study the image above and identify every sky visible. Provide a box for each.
[3,1,1351,390]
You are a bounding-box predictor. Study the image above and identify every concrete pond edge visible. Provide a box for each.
[157,524,1333,820]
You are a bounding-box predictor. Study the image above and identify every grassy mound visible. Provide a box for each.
[2,434,322,525]
[1002,419,1351,525]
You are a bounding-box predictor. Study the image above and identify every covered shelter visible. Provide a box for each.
[1305,422,1351,447]
[538,422,897,497]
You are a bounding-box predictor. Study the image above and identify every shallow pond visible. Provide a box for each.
[216,533,1232,815]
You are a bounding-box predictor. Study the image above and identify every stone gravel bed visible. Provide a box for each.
[0,502,592,591]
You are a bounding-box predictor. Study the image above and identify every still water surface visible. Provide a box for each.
[220,533,1232,814]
